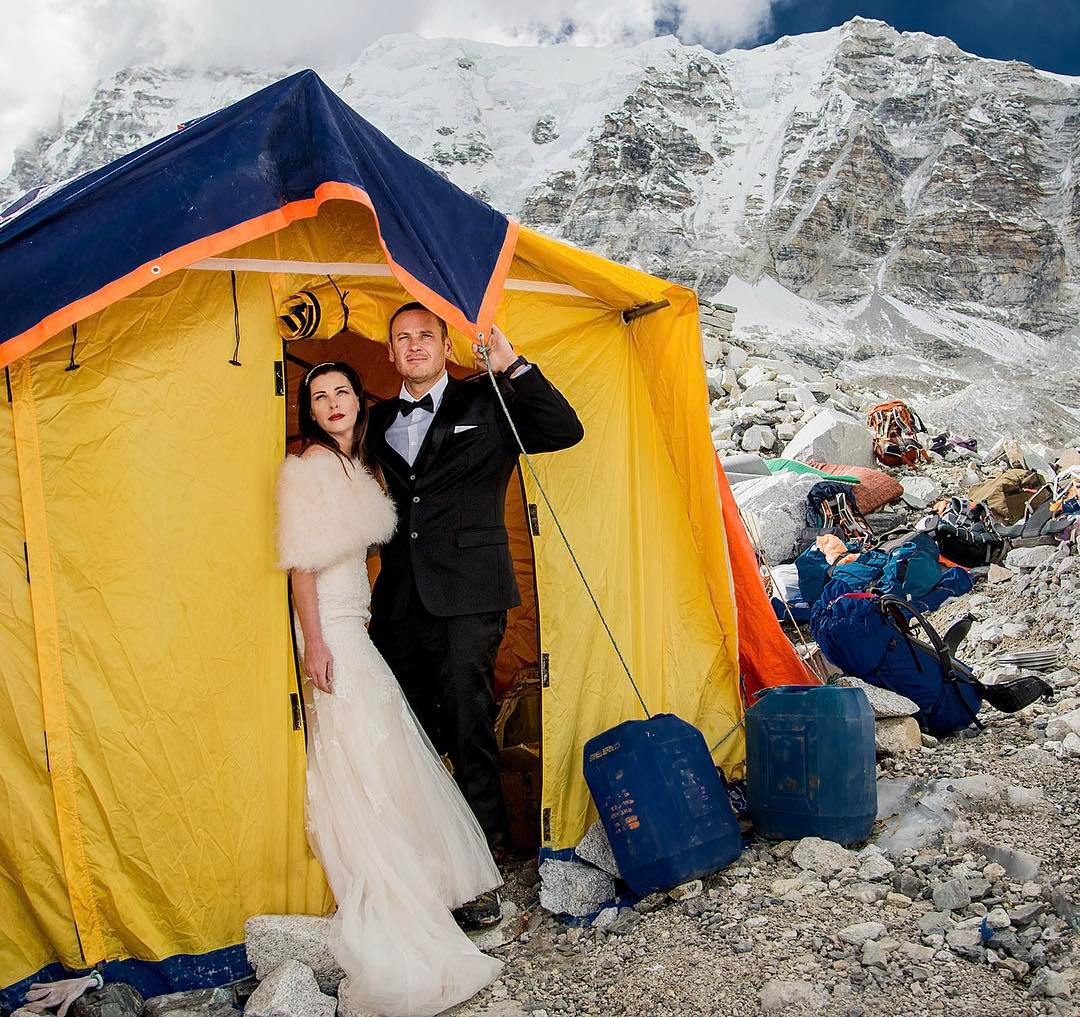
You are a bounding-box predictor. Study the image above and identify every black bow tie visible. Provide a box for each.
[398,394,434,417]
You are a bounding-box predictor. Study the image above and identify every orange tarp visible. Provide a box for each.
[716,456,818,698]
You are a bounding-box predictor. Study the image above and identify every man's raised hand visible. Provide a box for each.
[472,324,517,374]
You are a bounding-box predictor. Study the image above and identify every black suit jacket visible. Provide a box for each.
[367,366,584,619]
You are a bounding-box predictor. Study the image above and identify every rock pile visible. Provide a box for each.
[701,327,887,461]
[708,345,876,462]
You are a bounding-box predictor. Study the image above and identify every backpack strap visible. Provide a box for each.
[942,615,973,656]
[878,595,984,729]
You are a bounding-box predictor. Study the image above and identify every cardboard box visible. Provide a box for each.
[500,744,541,852]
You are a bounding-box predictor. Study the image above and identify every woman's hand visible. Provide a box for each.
[304,638,334,694]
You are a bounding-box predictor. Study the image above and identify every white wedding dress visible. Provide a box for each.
[276,450,503,1017]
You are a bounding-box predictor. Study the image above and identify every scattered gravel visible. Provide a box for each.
[448,691,1080,1016]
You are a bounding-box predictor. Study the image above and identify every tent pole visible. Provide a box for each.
[621,299,670,323]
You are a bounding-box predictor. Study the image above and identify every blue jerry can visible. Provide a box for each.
[746,685,877,844]
[583,714,742,895]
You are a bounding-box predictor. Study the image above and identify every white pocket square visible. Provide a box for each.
[453,424,479,433]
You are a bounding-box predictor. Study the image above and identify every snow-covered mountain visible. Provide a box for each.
[4,18,1079,442]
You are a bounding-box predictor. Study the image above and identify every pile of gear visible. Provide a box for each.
[726,396,1079,740]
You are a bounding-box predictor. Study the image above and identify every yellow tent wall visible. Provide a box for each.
[0,200,742,991]
[2,271,330,990]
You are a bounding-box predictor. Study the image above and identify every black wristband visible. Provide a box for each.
[501,354,529,376]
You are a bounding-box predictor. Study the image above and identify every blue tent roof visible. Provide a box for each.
[0,69,517,367]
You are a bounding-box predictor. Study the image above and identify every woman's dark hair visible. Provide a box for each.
[297,361,376,474]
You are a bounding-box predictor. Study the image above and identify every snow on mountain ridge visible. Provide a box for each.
[2,19,1078,443]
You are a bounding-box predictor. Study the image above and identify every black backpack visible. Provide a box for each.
[804,481,875,546]
[923,498,1004,567]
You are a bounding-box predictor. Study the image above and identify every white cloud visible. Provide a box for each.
[0,0,776,177]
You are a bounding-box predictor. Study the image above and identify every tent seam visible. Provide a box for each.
[10,357,108,965]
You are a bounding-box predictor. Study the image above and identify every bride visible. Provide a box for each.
[275,360,503,1016]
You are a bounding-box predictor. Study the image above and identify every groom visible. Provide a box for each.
[367,303,583,863]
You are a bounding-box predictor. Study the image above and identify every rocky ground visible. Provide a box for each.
[443,688,1079,1017]
[441,332,1080,1017]
[59,692,1079,1017]
[698,308,1077,462]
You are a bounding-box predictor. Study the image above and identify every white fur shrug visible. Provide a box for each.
[276,451,397,572]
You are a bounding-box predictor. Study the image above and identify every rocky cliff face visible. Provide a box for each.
[2,19,1078,440]
[519,19,1080,338]
[5,19,1077,338]
[4,17,1075,339]
[5,67,280,207]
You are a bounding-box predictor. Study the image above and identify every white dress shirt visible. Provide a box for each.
[384,371,449,466]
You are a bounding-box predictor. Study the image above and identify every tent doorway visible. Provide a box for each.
[282,328,543,851]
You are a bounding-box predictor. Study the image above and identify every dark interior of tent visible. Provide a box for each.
[283,328,543,850]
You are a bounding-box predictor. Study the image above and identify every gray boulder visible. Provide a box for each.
[741,424,776,452]
[1031,968,1073,999]
[144,987,233,1016]
[791,837,857,877]
[875,716,922,756]
[245,915,344,995]
[856,848,896,882]
[538,859,615,917]
[244,961,335,1017]
[782,408,876,468]
[901,476,940,508]
[1005,545,1055,570]
[837,676,918,718]
[740,380,780,404]
[839,921,887,947]
[575,820,620,877]
[731,471,819,565]
[71,984,143,1017]
[932,877,972,912]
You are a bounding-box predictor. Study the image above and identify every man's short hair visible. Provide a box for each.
[388,301,448,341]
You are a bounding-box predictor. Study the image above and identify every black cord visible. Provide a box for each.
[65,324,80,372]
[228,271,242,366]
[475,337,652,720]
[326,275,350,332]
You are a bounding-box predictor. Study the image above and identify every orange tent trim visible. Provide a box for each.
[0,182,519,371]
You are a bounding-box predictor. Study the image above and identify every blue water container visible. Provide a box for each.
[583,714,742,895]
[746,685,876,844]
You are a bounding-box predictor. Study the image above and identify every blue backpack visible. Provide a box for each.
[795,538,864,605]
[811,592,983,737]
[877,535,945,600]
[796,532,972,611]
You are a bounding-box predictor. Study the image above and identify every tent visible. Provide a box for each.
[0,70,811,1005]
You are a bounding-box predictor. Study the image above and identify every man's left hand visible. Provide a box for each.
[473,324,517,374]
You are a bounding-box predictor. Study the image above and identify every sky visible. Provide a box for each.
[1,0,1078,179]
[762,1,1080,76]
